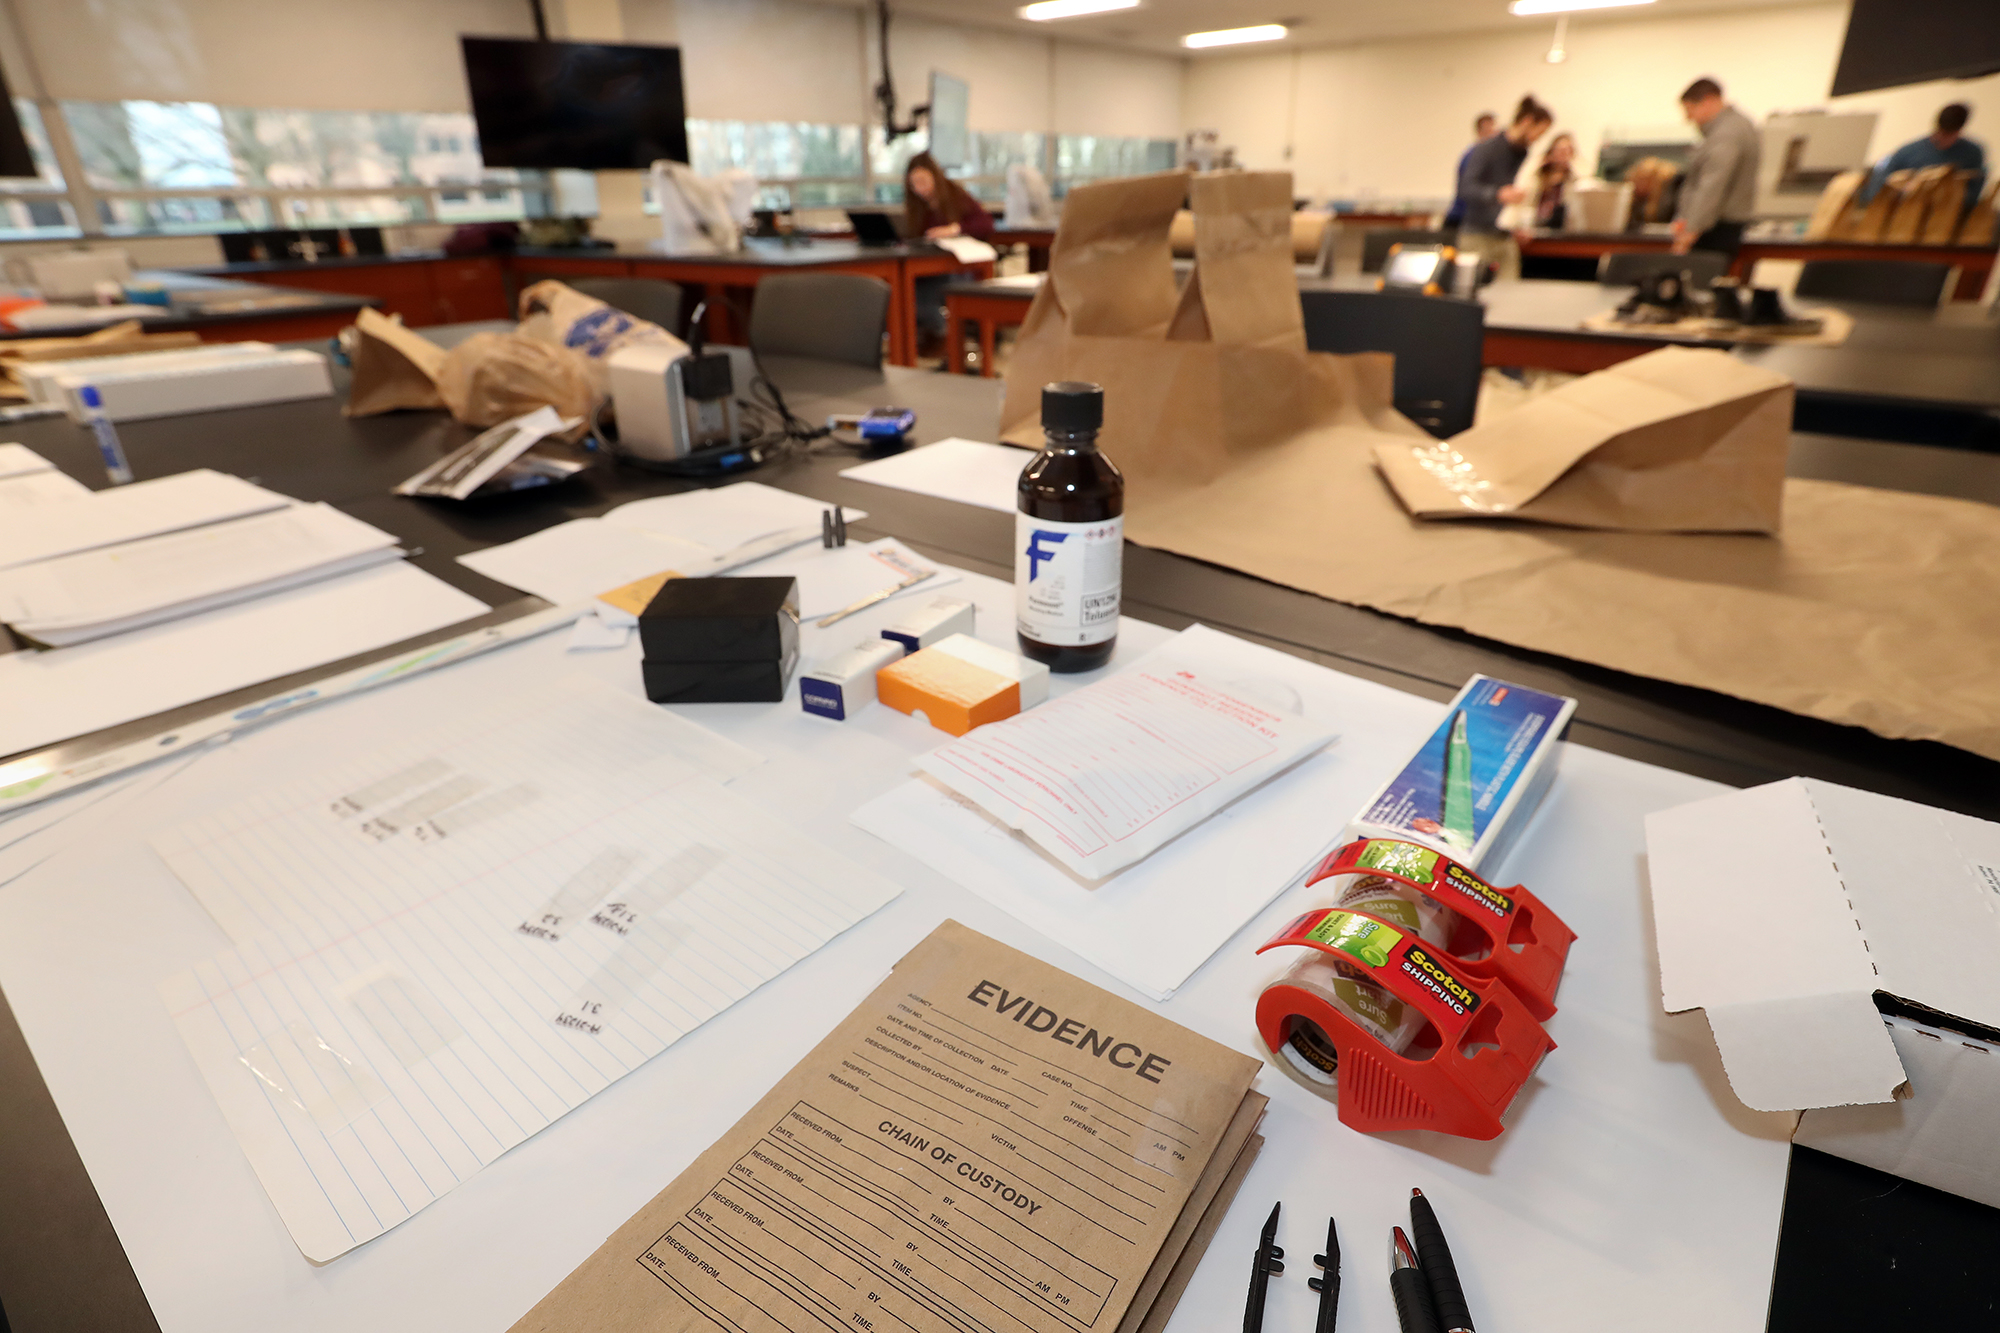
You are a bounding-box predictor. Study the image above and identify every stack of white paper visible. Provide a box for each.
[459,480,870,605]
[0,468,291,569]
[0,444,89,511]
[0,503,401,645]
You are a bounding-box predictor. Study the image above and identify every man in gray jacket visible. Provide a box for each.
[1671,77,1760,258]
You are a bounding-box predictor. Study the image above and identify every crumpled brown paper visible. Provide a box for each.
[1004,170,2000,761]
[1373,346,1794,533]
[344,307,447,416]
[435,332,595,429]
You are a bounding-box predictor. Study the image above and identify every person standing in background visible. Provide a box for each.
[1862,104,1986,211]
[1671,77,1760,257]
[1534,133,1576,230]
[1442,112,1498,232]
[1457,96,1554,278]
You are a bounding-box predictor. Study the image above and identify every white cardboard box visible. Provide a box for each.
[1647,776,2000,1208]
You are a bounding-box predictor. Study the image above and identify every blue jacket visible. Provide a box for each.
[1443,141,1481,226]
[1862,135,1987,211]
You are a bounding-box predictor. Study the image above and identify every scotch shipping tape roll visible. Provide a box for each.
[1266,872,1460,1097]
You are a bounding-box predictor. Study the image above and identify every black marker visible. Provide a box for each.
[1409,1188,1475,1333]
[1390,1227,1441,1333]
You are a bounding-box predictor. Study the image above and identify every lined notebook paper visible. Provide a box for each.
[155,682,903,1260]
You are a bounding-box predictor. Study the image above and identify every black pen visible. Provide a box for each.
[1390,1227,1442,1333]
[1243,1202,1285,1333]
[1309,1215,1341,1333]
[1409,1188,1475,1333]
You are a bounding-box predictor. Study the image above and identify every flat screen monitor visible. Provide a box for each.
[1831,0,2000,95]
[928,70,969,169]
[461,37,689,170]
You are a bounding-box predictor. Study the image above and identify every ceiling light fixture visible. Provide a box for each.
[1183,23,1288,48]
[1018,0,1140,20]
[1509,0,1654,14]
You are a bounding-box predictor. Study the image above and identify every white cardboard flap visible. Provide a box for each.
[1705,992,1908,1112]
[1647,777,1906,1110]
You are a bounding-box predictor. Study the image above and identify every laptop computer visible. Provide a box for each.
[846,210,904,246]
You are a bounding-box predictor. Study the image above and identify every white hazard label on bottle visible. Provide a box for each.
[1015,514,1122,646]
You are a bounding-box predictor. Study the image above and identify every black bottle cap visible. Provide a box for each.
[1042,381,1103,433]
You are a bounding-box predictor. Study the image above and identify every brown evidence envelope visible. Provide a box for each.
[511,920,1268,1333]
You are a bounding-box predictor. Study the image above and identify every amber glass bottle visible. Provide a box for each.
[1015,381,1124,673]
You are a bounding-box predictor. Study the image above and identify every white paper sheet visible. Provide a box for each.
[0,562,1796,1333]
[0,503,400,643]
[839,437,1027,513]
[158,678,763,946]
[456,518,714,604]
[0,561,486,757]
[912,625,1337,879]
[0,441,53,477]
[154,682,897,1260]
[730,537,960,619]
[0,469,292,569]
[0,467,90,510]
[854,627,1352,999]
[601,481,865,549]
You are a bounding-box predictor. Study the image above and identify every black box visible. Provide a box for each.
[639,576,799,664]
[642,649,798,704]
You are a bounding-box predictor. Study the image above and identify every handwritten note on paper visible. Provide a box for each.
[916,626,1337,879]
[154,681,902,1261]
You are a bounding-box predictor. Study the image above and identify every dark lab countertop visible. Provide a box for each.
[0,270,369,341]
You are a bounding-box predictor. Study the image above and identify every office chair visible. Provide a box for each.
[1794,259,1952,307]
[566,277,685,331]
[747,272,891,368]
[1598,249,1729,290]
[1299,288,1485,439]
[1361,229,1452,275]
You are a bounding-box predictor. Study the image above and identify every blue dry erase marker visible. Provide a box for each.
[79,384,133,485]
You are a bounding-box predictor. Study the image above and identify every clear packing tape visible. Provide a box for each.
[1255,838,1577,1140]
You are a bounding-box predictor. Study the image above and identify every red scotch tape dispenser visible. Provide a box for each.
[1254,837,1577,1140]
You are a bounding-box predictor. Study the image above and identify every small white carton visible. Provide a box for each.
[1647,776,2000,1208]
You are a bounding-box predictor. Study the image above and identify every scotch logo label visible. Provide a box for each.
[1442,863,1512,917]
[1400,944,1480,1017]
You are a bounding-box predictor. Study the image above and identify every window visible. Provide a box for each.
[0,99,79,239]
[866,128,1050,206]
[1055,135,1178,193]
[57,99,552,233]
[686,119,870,211]
[11,99,1175,237]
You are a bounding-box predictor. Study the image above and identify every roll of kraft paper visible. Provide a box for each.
[1272,871,1462,1085]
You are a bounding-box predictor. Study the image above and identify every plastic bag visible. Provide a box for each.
[516,279,687,396]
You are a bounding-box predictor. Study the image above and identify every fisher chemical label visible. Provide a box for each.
[1016,514,1122,647]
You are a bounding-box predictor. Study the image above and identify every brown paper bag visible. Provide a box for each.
[1920,170,1974,244]
[999,170,1406,474]
[344,307,447,416]
[1372,346,1793,533]
[1884,164,1953,244]
[1959,179,1998,245]
[1835,170,1904,241]
[435,331,595,428]
[1803,169,1867,241]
